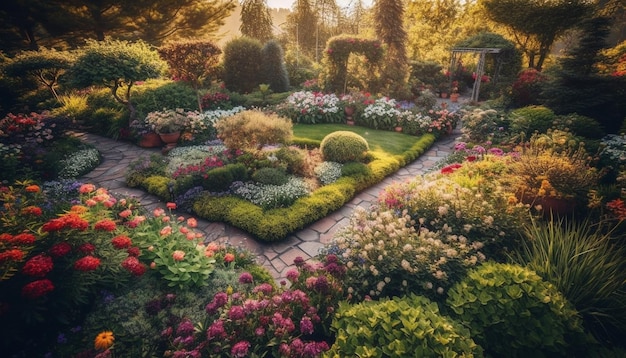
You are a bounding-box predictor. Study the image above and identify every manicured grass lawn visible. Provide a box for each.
[293,124,419,156]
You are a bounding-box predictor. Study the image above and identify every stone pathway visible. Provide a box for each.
[73,100,463,283]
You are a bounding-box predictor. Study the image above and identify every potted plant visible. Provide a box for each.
[450,81,460,102]
[129,118,163,148]
[144,109,189,151]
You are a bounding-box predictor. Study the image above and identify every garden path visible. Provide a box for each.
[72,98,464,283]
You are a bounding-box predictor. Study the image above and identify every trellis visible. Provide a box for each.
[449,47,502,102]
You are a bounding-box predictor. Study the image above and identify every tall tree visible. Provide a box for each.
[0,0,236,52]
[240,0,274,43]
[479,0,592,70]
[374,0,409,97]
[285,0,318,59]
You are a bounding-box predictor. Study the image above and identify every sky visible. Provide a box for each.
[266,0,374,10]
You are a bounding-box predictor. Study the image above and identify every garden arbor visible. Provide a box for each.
[449,47,502,102]
[321,36,384,93]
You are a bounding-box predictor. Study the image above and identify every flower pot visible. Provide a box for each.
[138,132,163,148]
[158,131,181,154]
[395,126,403,132]
[344,106,355,118]
[450,93,460,102]
[346,120,355,126]
[518,192,576,217]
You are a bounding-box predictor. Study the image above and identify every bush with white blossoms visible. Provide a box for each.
[276,91,343,124]
[231,176,310,209]
[314,161,343,185]
[58,148,101,178]
[322,206,485,302]
[186,107,245,135]
[360,97,402,130]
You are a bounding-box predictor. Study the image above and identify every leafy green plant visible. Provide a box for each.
[509,105,556,138]
[222,36,263,93]
[261,39,289,93]
[325,294,483,357]
[252,167,289,185]
[512,217,626,345]
[446,262,588,357]
[320,131,369,163]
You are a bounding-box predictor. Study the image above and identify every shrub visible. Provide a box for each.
[261,39,289,93]
[275,91,343,124]
[326,294,483,357]
[511,68,548,107]
[512,217,626,346]
[215,110,293,151]
[325,206,486,302]
[222,37,263,93]
[446,262,587,357]
[143,176,172,200]
[274,146,306,176]
[459,107,511,145]
[320,131,368,163]
[552,113,606,139]
[509,105,556,138]
[252,167,288,185]
[202,164,248,192]
[230,176,309,209]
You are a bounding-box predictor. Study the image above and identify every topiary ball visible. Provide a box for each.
[319,131,369,163]
[446,262,587,358]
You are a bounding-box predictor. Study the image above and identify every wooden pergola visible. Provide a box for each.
[449,47,502,102]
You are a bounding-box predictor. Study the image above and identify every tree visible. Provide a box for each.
[3,48,74,101]
[240,0,274,43]
[480,0,592,70]
[0,0,236,52]
[158,40,222,111]
[222,37,263,93]
[285,0,318,59]
[374,0,409,98]
[261,40,290,93]
[70,39,167,121]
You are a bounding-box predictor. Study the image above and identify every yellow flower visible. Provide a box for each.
[94,331,115,350]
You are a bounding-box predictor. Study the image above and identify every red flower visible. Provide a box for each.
[49,242,72,258]
[441,163,462,175]
[121,256,146,276]
[127,246,140,257]
[12,233,36,245]
[0,233,12,242]
[21,279,55,299]
[41,218,65,232]
[0,249,24,262]
[22,254,54,277]
[74,255,101,271]
[166,202,177,210]
[78,243,96,254]
[94,219,117,232]
[21,206,42,216]
[224,253,235,263]
[111,235,132,249]
[466,155,477,162]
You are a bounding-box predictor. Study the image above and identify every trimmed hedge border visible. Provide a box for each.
[190,133,436,242]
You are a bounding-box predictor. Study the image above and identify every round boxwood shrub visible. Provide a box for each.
[320,131,369,163]
[252,167,288,185]
[446,262,587,357]
[510,105,556,138]
[326,294,483,357]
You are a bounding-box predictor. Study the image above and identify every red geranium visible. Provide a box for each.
[21,206,42,216]
[94,219,117,232]
[111,235,132,249]
[49,242,72,258]
[78,243,96,254]
[21,279,55,299]
[22,254,54,277]
[74,256,101,271]
[121,256,146,276]
[12,233,36,245]
[0,249,24,262]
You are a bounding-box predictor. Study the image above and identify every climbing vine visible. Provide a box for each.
[320,35,384,93]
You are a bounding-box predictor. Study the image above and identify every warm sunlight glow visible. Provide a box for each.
[267,0,373,9]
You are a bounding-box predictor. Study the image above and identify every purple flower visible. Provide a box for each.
[286,269,300,282]
[300,317,314,335]
[231,340,251,358]
[252,283,274,295]
[314,276,330,293]
[176,319,195,336]
[454,142,467,151]
[228,305,246,320]
[293,256,305,267]
[238,272,254,284]
[206,320,226,340]
[472,145,486,154]
[488,147,504,156]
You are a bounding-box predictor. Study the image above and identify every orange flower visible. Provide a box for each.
[172,250,185,261]
[187,218,197,228]
[25,185,40,193]
[79,184,96,194]
[224,253,235,263]
[70,205,88,214]
[94,331,115,350]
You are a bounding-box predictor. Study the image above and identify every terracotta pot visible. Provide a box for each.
[346,120,355,126]
[344,106,355,117]
[138,132,163,148]
[158,131,181,154]
[395,126,403,132]
[450,93,460,102]
[518,192,576,217]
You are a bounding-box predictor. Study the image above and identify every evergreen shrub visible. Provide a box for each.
[320,131,369,163]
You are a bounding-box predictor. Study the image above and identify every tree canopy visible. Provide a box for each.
[240,0,274,43]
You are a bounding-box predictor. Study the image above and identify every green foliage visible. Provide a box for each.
[320,35,384,93]
[447,262,587,357]
[552,113,606,140]
[408,60,447,96]
[222,37,263,93]
[340,161,371,178]
[143,175,172,200]
[274,146,306,176]
[509,105,556,137]
[133,80,199,115]
[240,0,274,42]
[325,294,483,357]
[512,217,626,345]
[215,110,293,151]
[455,31,522,81]
[252,167,289,185]
[261,40,290,93]
[202,164,247,192]
[320,131,369,163]
[69,39,167,120]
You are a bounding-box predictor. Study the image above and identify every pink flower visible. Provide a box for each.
[166,202,176,210]
[79,184,96,194]
[160,226,172,236]
[187,218,197,228]
[119,209,132,218]
[172,250,185,261]
[238,272,254,284]
[231,341,250,357]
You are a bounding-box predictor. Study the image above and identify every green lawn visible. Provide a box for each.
[292,124,420,156]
